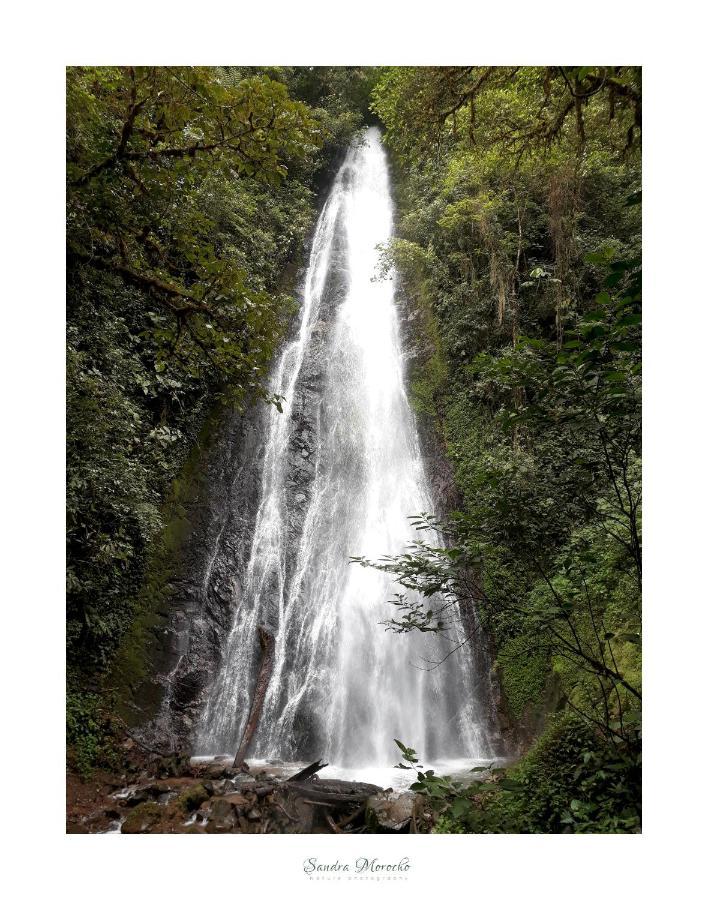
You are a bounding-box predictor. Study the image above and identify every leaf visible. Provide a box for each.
[498,778,523,792]
[585,247,615,265]
[451,798,470,819]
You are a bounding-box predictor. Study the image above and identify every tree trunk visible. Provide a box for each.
[232,626,275,768]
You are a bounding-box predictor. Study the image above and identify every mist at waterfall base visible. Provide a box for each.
[194,128,501,788]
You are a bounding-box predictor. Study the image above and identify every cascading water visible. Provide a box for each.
[196,128,498,780]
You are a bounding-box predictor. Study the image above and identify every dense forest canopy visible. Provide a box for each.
[66,66,641,833]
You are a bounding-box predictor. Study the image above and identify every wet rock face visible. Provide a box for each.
[129,222,352,755]
[127,399,269,754]
[280,245,349,589]
[122,275,351,753]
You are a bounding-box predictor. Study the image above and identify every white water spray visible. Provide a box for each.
[196,129,496,776]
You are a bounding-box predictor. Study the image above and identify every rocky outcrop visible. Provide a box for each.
[66,752,429,834]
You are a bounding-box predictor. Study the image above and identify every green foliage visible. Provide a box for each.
[434,715,640,834]
[393,716,640,834]
[393,739,496,811]
[495,635,549,720]
[373,66,641,166]
[66,690,120,776]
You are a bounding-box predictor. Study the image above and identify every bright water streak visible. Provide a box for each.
[197,128,495,770]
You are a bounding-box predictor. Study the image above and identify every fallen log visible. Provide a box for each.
[284,778,382,805]
[286,759,328,782]
[232,627,275,768]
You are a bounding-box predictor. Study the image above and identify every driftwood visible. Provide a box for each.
[284,778,381,805]
[325,813,345,833]
[280,777,379,834]
[233,627,275,768]
[286,759,328,782]
[273,801,298,823]
[324,803,367,833]
[97,747,424,833]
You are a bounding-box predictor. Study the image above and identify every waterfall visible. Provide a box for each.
[196,128,497,776]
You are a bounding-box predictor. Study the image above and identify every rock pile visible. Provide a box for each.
[67,757,425,834]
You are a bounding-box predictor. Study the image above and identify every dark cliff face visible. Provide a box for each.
[123,400,268,753]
